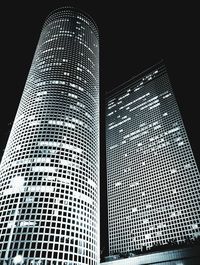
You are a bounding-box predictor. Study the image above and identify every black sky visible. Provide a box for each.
[0,0,199,257]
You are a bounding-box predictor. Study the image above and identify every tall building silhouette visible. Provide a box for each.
[106,62,200,255]
[0,7,99,265]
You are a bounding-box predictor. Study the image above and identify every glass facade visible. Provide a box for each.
[106,62,200,254]
[0,7,99,265]
[102,246,200,265]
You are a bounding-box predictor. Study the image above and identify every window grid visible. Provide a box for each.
[0,7,99,265]
[106,63,200,254]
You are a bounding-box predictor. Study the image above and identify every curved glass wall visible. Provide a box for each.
[0,7,99,265]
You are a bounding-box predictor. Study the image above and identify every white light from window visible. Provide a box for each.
[13,255,24,264]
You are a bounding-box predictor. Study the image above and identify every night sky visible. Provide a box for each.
[0,1,199,258]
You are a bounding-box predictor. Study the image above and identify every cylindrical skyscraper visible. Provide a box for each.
[0,7,99,265]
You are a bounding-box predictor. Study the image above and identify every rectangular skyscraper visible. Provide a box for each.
[106,62,200,255]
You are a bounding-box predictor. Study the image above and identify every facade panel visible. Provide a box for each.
[0,7,99,265]
[106,63,200,254]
